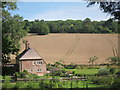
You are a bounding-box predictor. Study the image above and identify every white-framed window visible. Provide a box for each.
[36,61,43,65]
[32,61,43,65]
[37,69,42,72]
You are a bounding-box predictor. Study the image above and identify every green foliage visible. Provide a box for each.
[64,63,78,69]
[27,18,118,34]
[116,70,120,76]
[28,73,39,78]
[50,67,66,76]
[15,82,28,88]
[89,76,113,85]
[88,56,98,66]
[66,69,99,75]
[87,2,120,20]
[81,18,94,33]
[37,21,50,35]
[27,81,39,89]
[29,19,50,35]
[2,2,29,64]
[97,67,109,76]
[39,79,55,89]
[2,78,108,89]
[0,75,2,79]
[109,68,116,74]
[3,76,14,88]
[107,57,120,65]
[15,70,29,78]
[111,77,120,89]
[47,61,67,76]
[75,65,100,69]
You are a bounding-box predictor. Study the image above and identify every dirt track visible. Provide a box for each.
[13,33,119,65]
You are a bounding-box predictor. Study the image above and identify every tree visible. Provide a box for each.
[86,1,120,20]
[37,20,50,35]
[88,56,98,65]
[81,18,94,33]
[107,56,120,65]
[102,19,118,33]
[2,2,29,64]
[86,1,120,33]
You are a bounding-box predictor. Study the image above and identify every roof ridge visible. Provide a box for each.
[17,48,42,60]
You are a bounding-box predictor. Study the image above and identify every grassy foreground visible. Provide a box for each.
[2,80,107,88]
[66,69,99,75]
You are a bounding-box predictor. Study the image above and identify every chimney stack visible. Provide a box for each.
[28,43,30,49]
[25,41,30,50]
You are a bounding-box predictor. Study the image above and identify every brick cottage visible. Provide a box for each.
[16,41,47,76]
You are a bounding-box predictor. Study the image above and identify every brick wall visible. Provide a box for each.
[19,59,47,76]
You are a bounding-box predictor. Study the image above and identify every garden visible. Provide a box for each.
[1,60,120,89]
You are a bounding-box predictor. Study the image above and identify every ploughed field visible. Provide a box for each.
[19,33,118,64]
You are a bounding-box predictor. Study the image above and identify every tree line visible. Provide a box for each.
[24,18,118,35]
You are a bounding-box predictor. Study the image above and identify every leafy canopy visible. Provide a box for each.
[2,2,29,64]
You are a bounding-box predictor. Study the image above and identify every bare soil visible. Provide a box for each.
[11,33,119,65]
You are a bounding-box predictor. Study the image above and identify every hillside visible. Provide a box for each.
[12,33,118,65]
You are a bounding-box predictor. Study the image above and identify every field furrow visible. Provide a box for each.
[10,33,118,65]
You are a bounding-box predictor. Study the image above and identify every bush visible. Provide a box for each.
[111,77,120,89]
[27,81,39,88]
[3,76,14,88]
[15,70,29,78]
[44,73,52,76]
[64,63,78,69]
[15,82,28,88]
[116,70,120,76]
[97,67,109,76]
[50,67,66,76]
[51,77,60,82]
[39,79,52,90]
[109,68,115,74]
[89,76,112,85]
[28,73,39,78]
[0,75,2,79]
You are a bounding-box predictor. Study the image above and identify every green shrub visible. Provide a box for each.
[0,75,2,79]
[50,67,66,76]
[15,82,28,88]
[27,81,39,88]
[45,73,52,76]
[3,76,14,88]
[89,76,112,85]
[15,72,20,78]
[43,79,53,88]
[57,82,64,88]
[109,68,115,74]
[28,73,39,78]
[97,67,109,76]
[51,77,60,82]
[15,70,30,78]
[111,77,120,89]
[116,70,120,76]
[64,64,78,69]
[39,80,44,89]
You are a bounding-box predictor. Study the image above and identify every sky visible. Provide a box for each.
[10,2,111,21]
